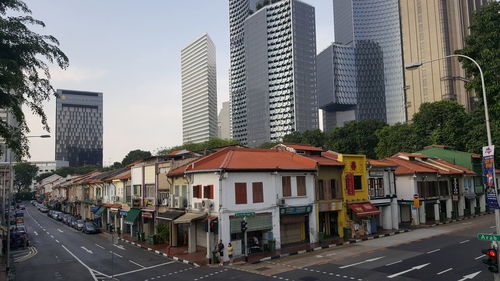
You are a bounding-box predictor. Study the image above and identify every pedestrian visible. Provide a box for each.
[217,239,224,266]
[227,242,234,265]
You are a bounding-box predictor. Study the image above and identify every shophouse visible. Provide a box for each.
[367,159,399,230]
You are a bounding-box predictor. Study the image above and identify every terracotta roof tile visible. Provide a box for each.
[368,159,397,167]
[304,155,344,166]
[321,151,340,160]
[384,157,436,175]
[281,143,323,152]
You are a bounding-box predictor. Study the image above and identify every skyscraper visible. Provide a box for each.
[55,89,103,167]
[332,0,406,124]
[181,33,217,144]
[218,101,231,140]
[229,0,318,146]
[401,0,488,119]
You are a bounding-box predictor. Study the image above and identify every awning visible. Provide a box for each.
[201,216,217,222]
[95,206,107,216]
[173,212,206,224]
[124,208,141,224]
[348,203,380,217]
[157,210,185,221]
[91,207,100,213]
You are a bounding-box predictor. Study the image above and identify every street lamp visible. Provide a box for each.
[27,134,51,139]
[407,54,497,280]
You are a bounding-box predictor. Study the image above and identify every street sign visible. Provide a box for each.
[234,212,255,217]
[413,199,420,209]
[482,145,499,209]
[477,233,500,241]
[413,194,419,199]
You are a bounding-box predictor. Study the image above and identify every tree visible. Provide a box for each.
[412,101,470,151]
[13,162,38,193]
[375,123,422,158]
[325,120,386,159]
[121,149,152,166]
[0,0,69,159]
[257,142,280,149]
[456,2,500,120]
[52,165,98,178]
[158,138,240,155]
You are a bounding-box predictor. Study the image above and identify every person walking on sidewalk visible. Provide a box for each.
[217,240,224,266]
[227,243,234,265]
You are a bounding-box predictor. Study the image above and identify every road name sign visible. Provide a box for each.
[235,212,255,217]
[477,233,500,241]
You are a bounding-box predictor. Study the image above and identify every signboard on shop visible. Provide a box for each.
[483,145,499,209]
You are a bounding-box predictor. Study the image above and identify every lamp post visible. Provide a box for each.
[5,133,50,277]
[407,54,497,279]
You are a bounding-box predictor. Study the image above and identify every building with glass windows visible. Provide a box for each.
[229,0,318,146]
[55,89,103,167]
[181,33,218,144]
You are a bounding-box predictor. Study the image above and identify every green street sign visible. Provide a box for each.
[477,233,500,241]
[235,212,256,217]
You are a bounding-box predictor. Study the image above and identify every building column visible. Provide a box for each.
[434,203,440,221]
[446,198,453,219]
[391,200,399,230]
[411,207,420,225]
[458,196,465,217]
[381,206,392,229]
[171,223,178,247]
[206,220,211,259]
[271,208,281,250]
[471,199,477,215]
[479,194,486,212]
[309,205,318,244]
[188,223,196,253]
[419,201,426,224]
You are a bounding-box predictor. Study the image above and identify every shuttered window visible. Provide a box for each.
[203,186,210,199]
[252,182,264,203]
[296,176,306,196]
[330,179,337,199]
[193,185,202,198]
[317,180,325,200]
[282,176,291,197]
[209,185,214,199]
[235,183,247,204]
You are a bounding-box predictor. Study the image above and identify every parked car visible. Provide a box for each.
[18,205,25,210]
[74,220,85,231]
[39,207,49,213]
[82,222,100,234]
[64,215,74,225]
[56,213,65,221]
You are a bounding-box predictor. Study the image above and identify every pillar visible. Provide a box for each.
[309,205,318,244]
[471,199,476,214]
[271,208,281,250]
[188,223,196,253]
[411,207,420,225]
[171,223,178,247]
[391,200,399,230]
[480,194,486,212]
[419,201,426,224]
[446,198,452,219]
[458,196,465,217]
[434,203,440,221]
[219,213,231,259]
[382,206,392,229]
[206,220,211,259]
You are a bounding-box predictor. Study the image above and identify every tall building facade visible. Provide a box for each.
[181,33,217,144]
[218,101,231,140]
[332,0,406,125]
[229,0,318,146]
[55,89,103,167]
[401,0,488,119]
[0,109,18,163]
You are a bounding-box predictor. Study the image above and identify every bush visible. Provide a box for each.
[156,223,170,244]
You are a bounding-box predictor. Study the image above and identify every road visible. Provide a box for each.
[15,203,496,281]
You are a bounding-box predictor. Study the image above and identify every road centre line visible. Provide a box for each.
[57,228,64,233]
[475,254,486,260]
[385,260,402,266]
[427,249,440,254]
[129,260,145,268]
[113,261,175,277]
[61,245,108,281]
[436,268,453,275]
[33,231,38,236]
[110,251,123,258]
[95,244,105,250]
[459,240,470,244]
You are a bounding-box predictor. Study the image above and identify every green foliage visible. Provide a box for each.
[121,150,151,166]
[412,101,470,150]
[456,2,500,120]
[375,123,422,158]
[0,0,69,159]
[325,120,386,159]
[282,129,326,148]
[52,165,98,178]
[156,223,170,244]
[13,162,38,193]
[257,142,280,149]
[158,138,240,155]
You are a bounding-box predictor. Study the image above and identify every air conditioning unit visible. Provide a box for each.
[202,199,212,210]
[162,198,169,206]
[277,198,285,206]
[194,202,203,211]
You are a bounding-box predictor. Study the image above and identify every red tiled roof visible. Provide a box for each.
[384,157,436,175]
[394,152,429,159]
[368,159,397,167]
[281,143,323,152]
[304,155,344,166]
[321,151,340,160]
[431,158,475,175]
[170,147,317,175]
[168,149,190,156]
[386,154,475,176]
[107,171,131,181]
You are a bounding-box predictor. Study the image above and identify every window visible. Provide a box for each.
[133,185,141,197]
[145,184,155,198]
[235,183,247,204]
[330,179,337,199]
[174,185,180,196]
[252,182,264,203]
[282,176,291,197]
[354,176,363,190]
[317,180,325,200]
[203,185,214,199]
[297,176,306,196]
[193,185,202,198]
[158,191,168,204]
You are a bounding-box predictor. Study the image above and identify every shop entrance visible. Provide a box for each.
[319,211,339,237]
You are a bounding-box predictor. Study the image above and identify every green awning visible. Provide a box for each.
[124,208,141,225]
[95,206,107,216]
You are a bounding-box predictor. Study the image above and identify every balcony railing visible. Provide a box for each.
[368,188,385,198]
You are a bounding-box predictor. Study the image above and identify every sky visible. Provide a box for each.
[24,0,335,166]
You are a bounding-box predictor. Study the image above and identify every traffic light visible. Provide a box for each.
[209,219,218,233]
[241,220,248,233]
[482,248,498,273]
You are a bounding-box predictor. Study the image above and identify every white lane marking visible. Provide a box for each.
[339,256,385,269]
[50,235,54,239]
[33,231,38,236]
[110,251,123,258]
[475,254,486,260]
[55,240,60,243]
[62,245,107,281]
[387,263,430,279]
[113,244,125,250]
[385,260,402,266]
[57,228,64,233]
[462,222,472,225]
[427,249,440,254]
[436,268,453,275]
[457,271,481,281]
[95,244,105,250]
[326,252,337,257]
[113,261,176,277]
[459,240,470,244]
[129,260,145,268]
[81,246,94,254]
